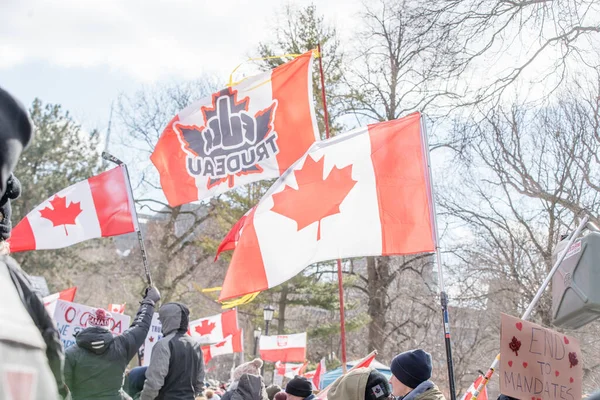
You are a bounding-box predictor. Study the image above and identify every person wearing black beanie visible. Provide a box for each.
[389,349,446,400]
[286,376,315,400]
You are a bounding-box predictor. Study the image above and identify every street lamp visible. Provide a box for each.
[263,305,275,335]
[253,327,262,357]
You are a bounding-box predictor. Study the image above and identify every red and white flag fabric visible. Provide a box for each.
[316,352,377,399]
[10,166,137,253]
[217,113,435,300]
[461,375,488,400]
[108,303,126,314]
[312,358,326,390]
[43,286,77,315]
[202,330,243,364]
[187,308,239,345]
[259,332,306,362]
[276,361,307,378]
[151,51,320,206]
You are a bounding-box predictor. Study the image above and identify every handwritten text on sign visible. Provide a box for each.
[500,313,582,400]
[54,299,131,349]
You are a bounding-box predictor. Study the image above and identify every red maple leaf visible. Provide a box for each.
[39,195,83,236]
[194,320,217,336]
[215,340,227,348]
[271,155,357,240]
[148,336,154,343]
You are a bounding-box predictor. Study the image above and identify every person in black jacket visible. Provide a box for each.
[65,287,160,400]
[140,302,204,400]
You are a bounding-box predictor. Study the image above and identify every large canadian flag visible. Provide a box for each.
[187,309,239,345]
[10,166,137,252]
[151,51,320,206]
[217,113,435,300]
[259,332,307,362]
[43,286,77,316]
[202,330,243,364]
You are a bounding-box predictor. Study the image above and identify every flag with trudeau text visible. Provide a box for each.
[461,375,488,400]
[108,303,126,314]
[10,166,137,253]
[43,286,77,316]
[187,308,239,345]
[217,113,435,300]
[259,332,306,362]
[312,358,326,390]
[151,51,320,206]
[202,330,243,364]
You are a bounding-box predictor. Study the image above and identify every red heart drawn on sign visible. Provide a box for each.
[555,371,560,377]
[570,378,574,383]
[564,336,570,345]
[523,362,528,368]
[508,361,513,367]
[531,397,535,400]
[516,322,523,331]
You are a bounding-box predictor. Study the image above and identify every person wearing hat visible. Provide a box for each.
[221,358,265,400]
[389,349,445,400]
[285,376,316,400]
[327,367,391,400]
[266,384,282,400]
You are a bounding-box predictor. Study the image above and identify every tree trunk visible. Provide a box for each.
[367,256,390,353]
[278,283,289,334]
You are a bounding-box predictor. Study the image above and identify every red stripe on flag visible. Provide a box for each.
[8,217,36,253]
[151,116,199,207]
[215,215,247,260]
[221,309,239,335]
[260,347,306,363]
[368,113,435,255]
[59,287,77,302]
[88,167,136,237]
[272,52,318,174]
[219,208,268,301]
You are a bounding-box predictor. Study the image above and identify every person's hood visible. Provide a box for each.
[402,381,438,400]
[75,326,115,355]
[159,302,190,335]
[328,367,372,400]
[236,374,267,400]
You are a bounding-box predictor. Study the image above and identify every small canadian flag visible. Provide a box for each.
[187,309,239,345]
[43,286,77,315]
[9,166,137,253]
[108,303,126,314]
[202,329,243,364]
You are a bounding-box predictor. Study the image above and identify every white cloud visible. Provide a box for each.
[0,0,361,82]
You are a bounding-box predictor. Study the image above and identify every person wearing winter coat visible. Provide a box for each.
[0,86,70,400]
[327,367,391,400]
[64,287,160,399]
[389,349,446,400]
[227,373,269,400]
[285,376,316,400]
[140,302,205,400]
[221,358,264,400]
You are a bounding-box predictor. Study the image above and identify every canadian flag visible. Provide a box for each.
[316,351,377,399]
[461,375,488,400]
[187,308,239,345]
[108,303,126,314]
[275,361,307,378]
[217,113,435,300]
[151,51,320,206]
[202,330,243,364]
[259,332,306,362]
[43,286,77,315]
[10,166,137,253]
[312,358,326,390]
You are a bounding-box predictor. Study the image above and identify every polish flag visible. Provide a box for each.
[316,351,377,399]
[259,332,306,362]
[187,308,239,345]
[312,358,327,390]
[202,330,243,364]
[461,375,488,400]
[217,113,435,300]
[108,303,126,314]
[43,286,77,315]
[151,50,320,206]
[10,166,137,253]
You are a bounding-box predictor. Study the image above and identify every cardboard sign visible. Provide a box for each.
[500,313,582,400]
[141,313,163,366]
[54,299,131,349]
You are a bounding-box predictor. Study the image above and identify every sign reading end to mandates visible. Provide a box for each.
[500,313,582,400]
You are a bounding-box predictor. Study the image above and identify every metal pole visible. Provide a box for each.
[470,215,589,400]
[421,116,457,400]
[261,319,270,376]
[317,42,348,373]
[102,151,153,286]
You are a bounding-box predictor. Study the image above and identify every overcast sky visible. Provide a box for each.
[1,0,362,135]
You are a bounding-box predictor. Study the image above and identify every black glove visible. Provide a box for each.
[144,286,161,305]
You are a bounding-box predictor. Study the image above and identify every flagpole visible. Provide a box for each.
[102,151,154,286]
[317,43,348,373]
[421,116,457,400]
[470,215,590,400]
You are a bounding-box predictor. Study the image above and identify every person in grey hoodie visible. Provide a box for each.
[140,302,205,400]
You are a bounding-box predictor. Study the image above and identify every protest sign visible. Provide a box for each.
[141,313,162,366]
[500,313,582,400]
[54,299,130,349]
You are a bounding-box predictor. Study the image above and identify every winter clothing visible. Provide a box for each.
[328,367,390,400]
[64,298,155,399]
[274,393,288,400]
[87,308,114,328]
[140,302,205,400]
[266,385,282,400]
[400,381,445,400]
[365,370,391,400]
[233,358,263,381]
[0,174,20,240]
[229,373,268,400]
[125,366,148,398]
[286,376,313,398]
[391,349,432,389]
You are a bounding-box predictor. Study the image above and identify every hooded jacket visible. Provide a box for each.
[140,303,205,400]
[328,367,372,400]
[401,381,446,400]
[230,374,268,400]
[64,300,154,400]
